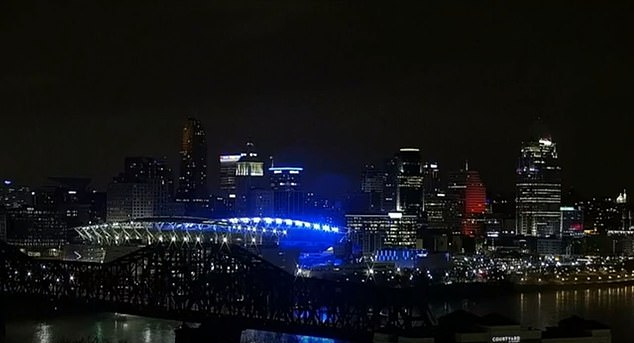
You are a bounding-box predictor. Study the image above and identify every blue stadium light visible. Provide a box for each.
[284,219,293,226]
[313,223,321,230]
[264,217,273,224]
[268,167,304,171]
[275,218,283,225]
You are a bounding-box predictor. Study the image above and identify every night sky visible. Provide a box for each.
[1,2,632,198]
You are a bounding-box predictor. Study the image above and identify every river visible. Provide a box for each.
[6,284,634,343]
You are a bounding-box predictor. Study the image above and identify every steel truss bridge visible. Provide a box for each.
[0,240,434,342]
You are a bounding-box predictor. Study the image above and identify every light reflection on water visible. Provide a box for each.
[241,330,341,343]
[430,284,634,343]
[7,285,634,343]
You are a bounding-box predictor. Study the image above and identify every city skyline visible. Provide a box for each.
[0,123,629,201]
[1,2,633,197]
[2,2,634,342]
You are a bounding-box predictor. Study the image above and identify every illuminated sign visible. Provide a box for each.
[219,155,241,163]
[491,336,520,343]
[236,162,264,176]
[399,148,420,152]
[269,167,303,172]
[538,138,552,146]
[388,212,403,219]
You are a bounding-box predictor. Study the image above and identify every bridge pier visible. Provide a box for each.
[175,320,243,343]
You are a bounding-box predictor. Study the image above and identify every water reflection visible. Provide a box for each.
[241,330,340,343]
[7,286,634,343]
[430,284,634,343]
[34,323,51,343]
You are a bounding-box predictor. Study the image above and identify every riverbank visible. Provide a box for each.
[425,277,634,299]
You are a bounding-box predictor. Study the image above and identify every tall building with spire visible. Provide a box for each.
[516,137,562,237]
[176,118,209,215]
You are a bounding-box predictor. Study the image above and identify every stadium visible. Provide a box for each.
[71,217,347,268]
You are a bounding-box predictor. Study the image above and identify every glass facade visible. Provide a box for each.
[389,148,424,216]
[177,118,208,199]
[346,213,421,254]
[516,138,562,237]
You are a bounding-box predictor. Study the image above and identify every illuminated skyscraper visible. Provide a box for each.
[423,162,449,234]
[218,142,266,216]
[107,157,176,222]
[270,166,304,218]
[387,148,424,216]
[447,163,487,237]
[361,164,386,212]
[423,162,441,195]
[177,118,208,199]
[516,138,562,237]
[219,154,241,195]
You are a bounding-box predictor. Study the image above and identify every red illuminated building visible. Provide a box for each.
[448,163,487,237]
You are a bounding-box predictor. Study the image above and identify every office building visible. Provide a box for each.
[361,164,386,212]
[235,142,266,211]
[581,190,632,235]
[346,212,421,254]
[423,162,441,194]
[447,164,487,237]
[106,157,177,222]
[270,166,305,218]
[422,162,449,232]
[217,142,267,216]
[176,118,208,214]
[386,148,424,215]
[0,213,5,241]
[219,154,242,195]
[560,206,583,237]
[1,180,34,209]
[3,207,67,247]
[516,138,562,237]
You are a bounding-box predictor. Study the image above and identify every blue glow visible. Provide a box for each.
[275,218,283,225]
[268,167,304,171]
[297,337,335,343]
[3,180,11,185]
